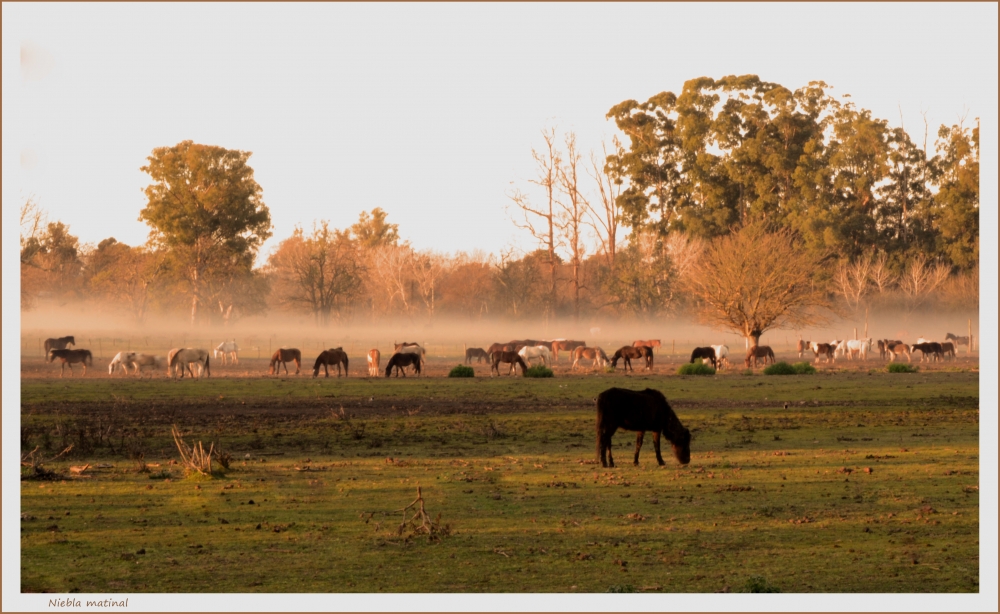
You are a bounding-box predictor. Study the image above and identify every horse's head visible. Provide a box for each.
[671,427,692,465]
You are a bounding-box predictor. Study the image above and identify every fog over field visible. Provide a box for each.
[20,305,979,361]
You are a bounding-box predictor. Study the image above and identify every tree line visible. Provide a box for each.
[19,76,979,332]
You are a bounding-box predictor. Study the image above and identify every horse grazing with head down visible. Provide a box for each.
[571,346,608,370]
[385,352,422,377]
[518,345,552,367]
[745,345,775,368]
[48,349,92,377]
[611,346,645,373]
[168,348,210,379]
[313,348,349,378]
[490,351,527,376]
[596,387,691,468]
[367,349,381,376]
[269,348,302,375]
[44,336,75,356]
[550,340,586,362]
[109,351,136,375]
[690,347,717,369]
[711,345,730,370]
[464,346,489,364]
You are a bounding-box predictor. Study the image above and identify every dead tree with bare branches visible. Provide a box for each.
[681,223,835,347]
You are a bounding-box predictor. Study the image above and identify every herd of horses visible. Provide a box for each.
[38,331,972,378]
[794,335,965,364]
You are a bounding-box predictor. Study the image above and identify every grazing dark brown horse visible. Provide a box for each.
[465,346,490,364]
[745,345,775,368]
[945,333,970,347]
[690,347,717,369]
[44,336,75,355]
[611,346,645,373]
[385,352,421,377]
[490,351,527,376]
[911,342,943,362]
[47,349,92,377]
[312,348,349,377]
[596,387,691,468]
[269,348,302,375]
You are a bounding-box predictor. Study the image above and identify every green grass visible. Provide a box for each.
[448,365,475,378]
[888,363,919,373]
[677,359,716,375]
[19,372,979,593]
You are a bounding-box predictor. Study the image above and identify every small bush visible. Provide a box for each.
[792,361,817,374]
[525,365,554,378]
[763,361,797,375]
[448,365,475,378]
[888,363,919,373]
[741,369,754,376]
[677,359,716,376]
[743,575,781,593]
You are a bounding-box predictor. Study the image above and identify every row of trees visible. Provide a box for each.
[19,75,979,342]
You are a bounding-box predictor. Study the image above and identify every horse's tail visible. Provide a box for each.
[204,354,210,377]
[85,350,93,366]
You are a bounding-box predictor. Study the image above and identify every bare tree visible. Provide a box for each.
[585,137,624,269]
[366,244,415,319]
[508,127,561,318]
[663,232,704,284]
[868,250,897,295]
[556,131,588,322]
[410,250,449,318]
[833,249,875,310]
[898,253,951,304]
[19,197,47,265]
[682,223,834,346]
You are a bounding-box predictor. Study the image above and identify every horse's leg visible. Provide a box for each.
[633,431,645,465]
[605,431,615,468]
[652,431,665,465]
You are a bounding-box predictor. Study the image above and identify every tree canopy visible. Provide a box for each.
[138,140,271,324]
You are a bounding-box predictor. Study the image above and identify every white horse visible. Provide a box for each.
[214,340,239,365]
[109,351,137,375]
[519,345,552,367]
[916,337,933,344]
[131,353,164,375]
[830,340,848,359]
[711,345,730,370]
[845,338,872,360]
[168,348,211,379]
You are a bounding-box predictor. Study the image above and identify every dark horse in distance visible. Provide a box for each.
[312,348,349,377]
[385,352,422,377]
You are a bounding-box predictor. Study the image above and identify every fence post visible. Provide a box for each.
[968,318,973,355]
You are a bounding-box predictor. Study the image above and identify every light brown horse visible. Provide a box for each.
[269,348,302,375]
[886,342,911,362]
[551,339,586,362]
[313,348,349,378]
[571,346,609,370]
[632,339,661,351]
[48,349,92,377]
[611,346,645,373]
[367,349,381,376]
[744,345,775,368]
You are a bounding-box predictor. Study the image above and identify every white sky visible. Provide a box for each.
[3,3,996,265]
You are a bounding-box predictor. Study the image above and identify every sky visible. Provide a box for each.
[3,2,997,266]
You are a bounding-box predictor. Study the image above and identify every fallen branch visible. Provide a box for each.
[362,486,451,542]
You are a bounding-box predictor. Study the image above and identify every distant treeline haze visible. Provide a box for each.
[20,76,978,330]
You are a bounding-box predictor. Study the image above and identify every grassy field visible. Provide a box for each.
[20,367,979,593]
